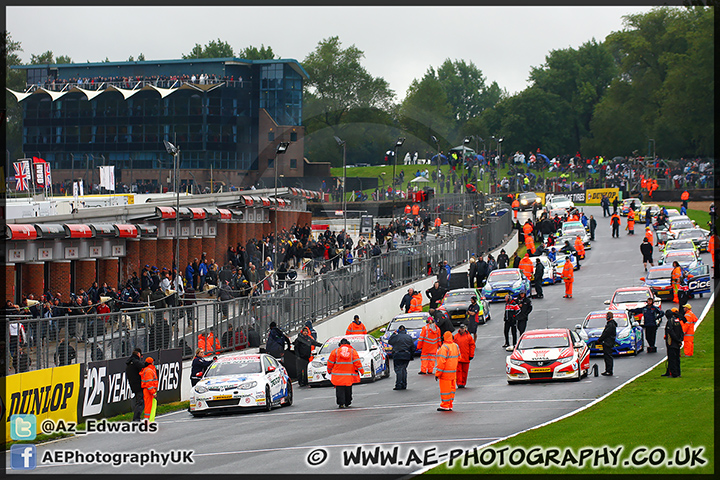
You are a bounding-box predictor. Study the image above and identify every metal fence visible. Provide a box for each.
[5,211,512,376]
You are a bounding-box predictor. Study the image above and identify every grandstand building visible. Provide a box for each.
[8,57,308,190]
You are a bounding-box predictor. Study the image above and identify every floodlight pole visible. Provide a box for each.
[274,142,290,268]
[393,137,405,221]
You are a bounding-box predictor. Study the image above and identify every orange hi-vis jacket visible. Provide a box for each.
[417,322,441,355]
[610,213,621,226]
[204,332,221,356]
[404,204,412,214]
[412,204,420,216]
[408,293,423,312]
[562,259,574,282]
[346,320,367,335]
[512,199,520,210]
[453,330,476,362]
[627,211,635,228]
[327,344,364,386]
[140,363,158,394]
[522,222,533,236]
[435,332,460,380]
[435,217,442,227]
[197,333,206,352]
[645,229,654,244]
[519,255,534,280]
[574,237,585,258]
[671,266,683,283]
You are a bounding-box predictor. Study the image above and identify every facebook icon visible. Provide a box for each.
[11,444,37,470]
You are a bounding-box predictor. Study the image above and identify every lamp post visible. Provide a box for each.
[393,137,405,219]
[164,138,180,273]
[333,136,347,234]
[273,141,290,266]
[431,135,440,196]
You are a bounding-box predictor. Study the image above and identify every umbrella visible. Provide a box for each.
[537,153,550,163]
[431,154,448,164]
[612,156,624,161]
[410,176,431,183]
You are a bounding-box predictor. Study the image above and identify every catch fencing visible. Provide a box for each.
[5,210,512,375]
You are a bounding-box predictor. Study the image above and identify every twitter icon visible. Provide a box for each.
[10,414,37,441]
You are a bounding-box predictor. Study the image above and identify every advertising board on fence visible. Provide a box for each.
[585,188,620,204]
[80,348,182,421]
[4,364,81,442]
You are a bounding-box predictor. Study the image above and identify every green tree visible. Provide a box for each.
[302,36,396,166]
[30,50,54,64]
[55,55,72,64]
[138,53,146,61]
[238,44,275,60]
[398,70,455,152]
[182,39,234,59]
[529,39,616,152]
[4,32,25,162]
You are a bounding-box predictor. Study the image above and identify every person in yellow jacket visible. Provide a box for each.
[435,331,460,411]
[417,316,441,374]
[408,290,423,312]
[327,338,365,408]
[680,304,697,357]
[562,258,574,298]
[140,357,158,422]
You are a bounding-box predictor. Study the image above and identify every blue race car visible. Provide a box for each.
[535,255,562,285]
[481,268,531,302]
[379,312,430,356]
[575,310,643,356]
[641,264,712,300]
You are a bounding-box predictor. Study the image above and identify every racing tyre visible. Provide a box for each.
[190,411,205,417]
[369,361,377,382]
[383,359,391,378]
[264,385,272,412]
[283,382,293,407]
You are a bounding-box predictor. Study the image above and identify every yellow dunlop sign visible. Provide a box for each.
[4,364,81,442]
[585,188,619,204]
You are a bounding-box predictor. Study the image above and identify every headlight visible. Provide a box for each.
[521,200,528,205]
[557,356,573,364]
[509,358,523,366]
[239,381,257,390]
[311,361,324,368]
[194,385,208,394]
[617,327,632,339]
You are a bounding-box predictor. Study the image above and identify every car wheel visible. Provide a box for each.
[383,358,391,378]
[572,361,582,381]
[190,411,205,418]
[264,385,272,412]
[283,382,293,407]
[369,361,377,382]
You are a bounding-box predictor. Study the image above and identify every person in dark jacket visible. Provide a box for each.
[628,297,664,352]
[640,237,654,271]
[475,255,488,287]
[468,257,478,288]
[399,287,415,313]
[425,281,447,310]
[125,348,148,421]
[387,325,415,390]
[266,321,291,360]
[589,215,597,241]
[247,324,261,348]
[294,323,323,386]
[598,311,617,376]
[662,308,684,377]
[516,291,533,335]
[533,258,545,298]
[430,308,454,337]
[497,249,509,269]
[503,295,520,349]
[190,348,216,386]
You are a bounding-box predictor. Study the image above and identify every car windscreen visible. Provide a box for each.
[552,196,569,203]
[677,230,704,240]
[666,241,694,250]
[647,268,672,280]
[205,360,262,376]
[488,271,520,282]
[584,314,629,329]
[317,336,367,355]
[444,291,474,302]
[519,193,537,200]
[670,221,694,229]
[517,333,569,349]
[612,290,651,304]
[388,318,427,331]
[666,253,695,264]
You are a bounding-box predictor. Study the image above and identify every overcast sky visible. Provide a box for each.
[7,6,656,100]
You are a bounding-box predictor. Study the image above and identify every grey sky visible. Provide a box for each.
[7,6,654,100]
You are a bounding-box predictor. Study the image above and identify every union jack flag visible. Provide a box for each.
[14,160,31,192]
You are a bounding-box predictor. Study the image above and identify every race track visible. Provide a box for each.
[8,206,712,475]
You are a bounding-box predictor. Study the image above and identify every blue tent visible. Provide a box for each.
[431,153,448,165]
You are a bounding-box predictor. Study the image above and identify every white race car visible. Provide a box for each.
[307,334,390,386]
[189,353,292,416]
[506,328,590,383]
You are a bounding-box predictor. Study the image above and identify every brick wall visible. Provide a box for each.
[216,223,228,264]
[203,236,217,264]
[75,259,97,292]
[49,261,71,299]
[6,264,16,302]
[188,237,203,263]
[138,238,157,271]
[179,238,189,272]
[21,262,44,300]
[98,258,119,288]
[156,238,173,271]
[123,238,140,283]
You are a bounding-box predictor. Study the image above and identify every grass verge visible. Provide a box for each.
[6,400,190,449]
[429,303,714,475]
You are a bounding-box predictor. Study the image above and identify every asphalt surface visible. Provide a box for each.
[9,206,712,475]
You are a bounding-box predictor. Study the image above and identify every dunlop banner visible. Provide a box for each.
[585,188,619,204]
[80,348,182,421]
[4,364,81,442]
